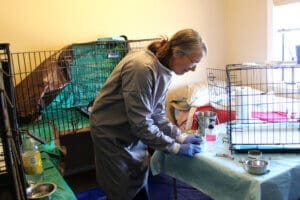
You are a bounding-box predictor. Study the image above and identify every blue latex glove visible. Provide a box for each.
[183,134,202,145]
[177,143,201,157]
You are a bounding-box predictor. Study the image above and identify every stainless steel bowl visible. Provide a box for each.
[26,182,56,199]
[243,159,269,175]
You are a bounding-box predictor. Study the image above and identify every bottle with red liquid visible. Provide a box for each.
[204,124,217,152]
[205,124,216,142]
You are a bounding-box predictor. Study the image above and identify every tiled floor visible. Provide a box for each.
[65,169,212,200]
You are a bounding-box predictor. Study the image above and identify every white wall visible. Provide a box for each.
[0,0,272,89]
[0,0,227,89]
[224,0,271,64]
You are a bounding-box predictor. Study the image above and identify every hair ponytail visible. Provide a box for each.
[148,38,169,54]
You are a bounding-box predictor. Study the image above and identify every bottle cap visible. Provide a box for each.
[208,124,214,129]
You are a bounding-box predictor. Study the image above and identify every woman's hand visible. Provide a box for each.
[183,134,202,145]
[177,143,201,157]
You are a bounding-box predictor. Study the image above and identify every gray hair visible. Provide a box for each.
[148,29,207,65]
[170,28,207,55]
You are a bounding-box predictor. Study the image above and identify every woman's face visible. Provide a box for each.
[169,48,204,75]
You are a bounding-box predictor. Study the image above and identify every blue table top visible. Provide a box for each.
[150,126,300,200]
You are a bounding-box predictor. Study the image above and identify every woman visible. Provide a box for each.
[90,28,207,200]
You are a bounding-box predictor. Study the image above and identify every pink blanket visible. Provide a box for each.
[252,111,297,122]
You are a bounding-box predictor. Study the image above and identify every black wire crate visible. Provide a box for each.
[207,68,228,112]
[9,38,158,143]
[226,63,300,152]
[1,43,27,200]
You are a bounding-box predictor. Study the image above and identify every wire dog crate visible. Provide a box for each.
[207,68,228,112]
[1,43,27,200]
[208,63,300,152]
[8,38,158,144]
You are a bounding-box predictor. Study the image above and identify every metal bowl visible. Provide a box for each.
[243,159,269,175]
[26,182,57,199]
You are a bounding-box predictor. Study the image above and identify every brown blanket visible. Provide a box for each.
[14,46,72,123]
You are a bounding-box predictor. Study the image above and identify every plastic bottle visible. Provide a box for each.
[204,124,217,152]
[21,136,44,185]
[205,124,216,142]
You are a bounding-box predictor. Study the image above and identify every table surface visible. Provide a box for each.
[41,152,77,200]
[150,125,300,200]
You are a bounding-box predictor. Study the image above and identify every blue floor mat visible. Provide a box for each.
[76,173,212,200]
[76,187,106,200]
[148,173,212,200]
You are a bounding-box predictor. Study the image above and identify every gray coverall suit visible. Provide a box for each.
[90,49,181,200]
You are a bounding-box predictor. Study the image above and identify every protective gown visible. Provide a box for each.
[90,49,181,200]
